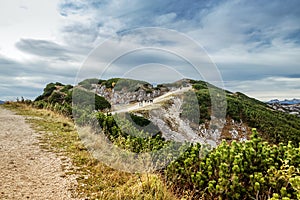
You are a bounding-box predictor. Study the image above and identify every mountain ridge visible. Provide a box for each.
[31,78,300,146]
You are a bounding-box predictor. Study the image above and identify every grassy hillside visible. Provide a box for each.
[191,80,300,146]
[19,78,300,199]
[33,82,111,116]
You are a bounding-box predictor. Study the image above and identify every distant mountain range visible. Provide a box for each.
[267,98,300,105]
[0,100,5,105]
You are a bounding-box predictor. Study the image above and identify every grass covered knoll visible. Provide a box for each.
[1,103,177,200]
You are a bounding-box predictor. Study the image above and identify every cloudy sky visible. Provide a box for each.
[1,0,300,101]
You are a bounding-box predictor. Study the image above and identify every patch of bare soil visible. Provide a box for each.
[0,107,78,199]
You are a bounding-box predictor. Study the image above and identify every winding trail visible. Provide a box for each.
[110,86,205,143]
[111,86,193,114]
[0,107,77,199]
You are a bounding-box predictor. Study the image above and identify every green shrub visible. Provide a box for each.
[43,83,56,97]
[165,129,300,199]
[72,88,111,111]
[78,78,99,90]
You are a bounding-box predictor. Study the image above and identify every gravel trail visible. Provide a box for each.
[0,107,77,200]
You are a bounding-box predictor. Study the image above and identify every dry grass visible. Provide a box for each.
[2,103,178,200]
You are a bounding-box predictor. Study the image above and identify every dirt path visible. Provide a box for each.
[0,107,77,199]
[111,86,193,114]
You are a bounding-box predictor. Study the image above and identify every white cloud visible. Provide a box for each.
[225,76,300,101]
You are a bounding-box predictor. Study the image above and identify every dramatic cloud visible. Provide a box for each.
[1,0,300,101]
[16,39,73,61]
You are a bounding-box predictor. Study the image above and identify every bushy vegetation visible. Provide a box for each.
[180,91,200,123]
[72,105,300,199]
[33,82,111,117]
[225,93,300,146]
[86,112,167,153]
[33,82,73,116]
[129,113,151,127]
[17,78,300,199]
[127,113,161,135]
[74,108,300,199]
[112,78,149,92]
[78,78,99,90]
[78,78,151,91]
[191,80,208,90]
[104,78,120,88]
[72,87,111,111]
[166,129,300,199]
[192,81,300,146]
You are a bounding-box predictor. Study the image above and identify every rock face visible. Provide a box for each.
[93,84,176,105]
[92,78,193,105]
[95,81,210,144]
[140,95,249,146]
[149,96,205,144]
[92,78,251,145]
[94,84,164,105]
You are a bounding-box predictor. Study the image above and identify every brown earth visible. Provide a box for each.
[0,107,78,200]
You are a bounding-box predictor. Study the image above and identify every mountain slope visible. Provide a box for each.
[29,78,300,199]
[33,78,300,146]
